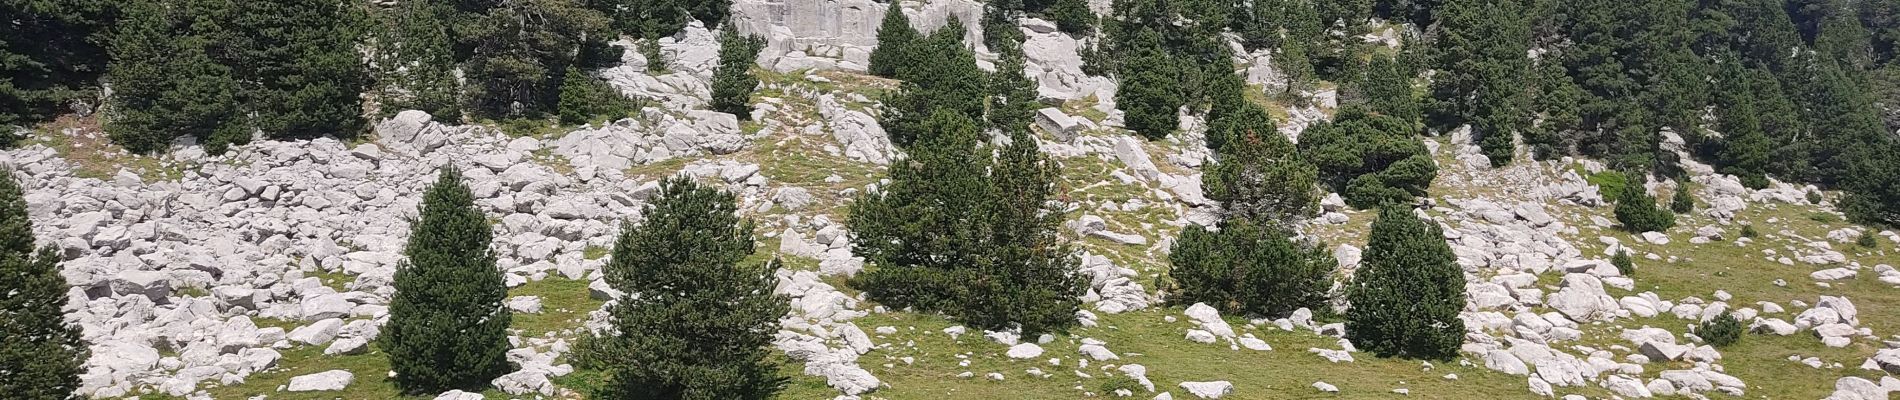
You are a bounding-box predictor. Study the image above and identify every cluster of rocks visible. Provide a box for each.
[601,23,720,110]
[3,86,814,396]
[546,108,746,171]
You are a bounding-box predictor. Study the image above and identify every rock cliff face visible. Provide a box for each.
[730,0,984,72]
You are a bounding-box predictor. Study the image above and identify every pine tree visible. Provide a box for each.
[586,176,786,399]
[868,4,919,78]
[1119,33,1182,140]
[105,0,246,155]
[465,0,615,119]
[1299,107,1436,208]
[1345,206,1465,360]
[1427,0,1530,166]
[1170,218,1334,316]
[1610,249,1633,276]
[850,110,996,312]
[223,0,368,140]
[1670,184,1695,213]
[383,166,512,394]
[1049,0,1096,36]
[1613,184,1676,233]
[557,67,636,126]
[851,110,1081,334]
[976,129,1085,333]
[882,20,988,147]
[987,36,1040,131]
[1205,104,1319,227]
[374,0,463,118]
[1361,54,1418,123]
[0,170,87,399]
[0,0,113,131]
[712,25,765,119]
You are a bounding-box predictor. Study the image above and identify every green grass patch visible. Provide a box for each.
[508,277,605,338]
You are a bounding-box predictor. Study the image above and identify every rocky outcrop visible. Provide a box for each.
[731,0,983,72]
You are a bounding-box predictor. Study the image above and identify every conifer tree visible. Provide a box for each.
[882,20,988,147]
[224,0,368,140]
[1169,218,1334,316]
[1427,0,1530,166]
[557,67,636,126]
[375,0,463,118]
[1048,0,1095,35]
[383,166,512,394]
[1361,54,1418,123]
[1345,206,1465,360]
[1670,184,1695,214]
[465,0,614,119]
[850,110,1081,334]
[712,25,765,119]
[987,36,1040,131]
[105,0,246,154]
[868,5,919,78]
[0,171,86,399]
[587,176,786,399]
[1299,107,1436,208]
[1119,33,1182,140]
[0,0,113,132]
[1205,103,1319,227]
[850,110,995,311]
[1613,185,1676,233]
[976,129,1084,333]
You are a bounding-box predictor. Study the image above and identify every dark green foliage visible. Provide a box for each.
[1699,311,1743,347]
[1345,206,1465,360]
[1739,224,1758,238]
[1169,219,1334,317]
[1119,44,1182,140]
[0,0,112,130]
[464,0,614,119]
[374,0,463,118]
[1708,60,1776,189]
[1857,230,1879,248]
[1807,190,1824,205]
[223,0,368,140]
[881,21,988,147]
[557,67,638,125]
[384,167,512,393]
[1670,184,1695,213]
[848,112,996,296]
[1298,107,1436,208]
[1613,185,1676,233]
[987,33,1040,131]
[1204,104,1318,226]
[1049,0,1096,35]
[849,111,1082,334]
[1610,249,1633,276]
[583,177,786,399]
[1553,0,1708,173]
[1524,59,1580,160]
[1359,55,1419,124]
[0,171,87,399]
[1427,0,1530,166]
[592,0,726,39]
[105,0,247,155]
[976,129,1084,334]
[983,0,1025,50]
[867,6,919,78]
[711,25,765,119]
[1842,142,1900,226]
